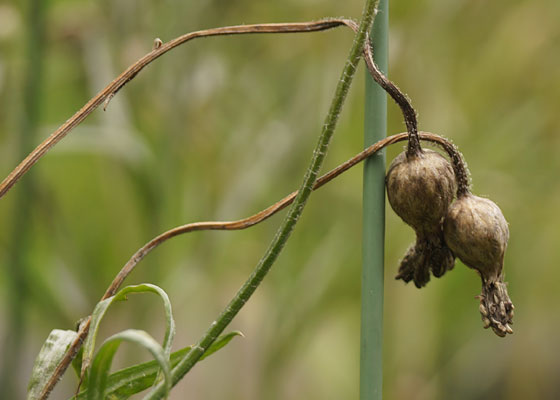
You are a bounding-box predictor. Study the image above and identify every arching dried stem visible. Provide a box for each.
[362,35,420,156]
[0,19,357,201]
[0,17,424,202]
[1,18,425,203]
[47,131,461,398]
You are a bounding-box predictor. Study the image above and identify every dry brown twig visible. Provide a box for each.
[0,18,442,399]
[0,19,356,201]
[0,17,423,203]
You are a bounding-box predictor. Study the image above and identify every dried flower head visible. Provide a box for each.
[386,149,456,287]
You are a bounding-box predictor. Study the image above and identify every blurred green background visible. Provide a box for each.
[1,0,559,399]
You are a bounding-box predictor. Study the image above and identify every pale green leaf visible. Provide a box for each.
[27,329,78,400]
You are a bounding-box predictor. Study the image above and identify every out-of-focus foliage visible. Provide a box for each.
[0,0,559,399]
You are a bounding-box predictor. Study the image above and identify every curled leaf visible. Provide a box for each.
[81,284,175,377]
[86,329,171,400]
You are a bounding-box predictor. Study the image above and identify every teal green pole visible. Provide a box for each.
[360,0,387,399]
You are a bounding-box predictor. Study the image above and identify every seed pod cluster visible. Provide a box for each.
[386,149,456,287]
[386,136,514,337]
[364,44,515,335]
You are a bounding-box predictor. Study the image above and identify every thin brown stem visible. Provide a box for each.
[47,131,463,399]
[0,18,422,199]
[106,131,465,298]
[362,35,420,156]
[0,19,357,201]
[431,137,471,196]
[325,21,421,155]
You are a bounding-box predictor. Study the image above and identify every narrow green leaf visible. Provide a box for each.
[71,331,242,400]
[81,284,175,377]
[27,329,78,400]
[200,330,243,361]
[86,329,171,400]
[86,340,120,400]
[73,347,189,400]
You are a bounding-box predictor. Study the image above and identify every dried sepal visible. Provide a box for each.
[478,281,514,337]
[395,233,455,288]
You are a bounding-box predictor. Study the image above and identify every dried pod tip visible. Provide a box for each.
[479,281,514,337]
[386,149,457,287]
[443,194,514,336]
[395,235,455,288]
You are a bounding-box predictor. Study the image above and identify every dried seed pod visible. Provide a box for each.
[443,194,514,336]
[386,149,457,287]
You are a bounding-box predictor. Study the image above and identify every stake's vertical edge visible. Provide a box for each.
[360,0,388,399]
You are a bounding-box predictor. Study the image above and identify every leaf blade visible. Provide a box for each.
[200,330,243,361]
[27,329,78,400]
[86,329,171,400]
[72,331,242,400]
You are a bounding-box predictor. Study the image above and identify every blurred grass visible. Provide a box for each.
[0,1,559,399]
[0,0,46,398]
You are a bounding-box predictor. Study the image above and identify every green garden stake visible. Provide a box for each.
[361,0,388,399]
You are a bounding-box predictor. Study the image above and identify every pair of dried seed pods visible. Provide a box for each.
[386,146,514,337]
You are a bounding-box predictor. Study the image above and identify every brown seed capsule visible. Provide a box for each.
[443,194,514,336]
[386,149,457,287]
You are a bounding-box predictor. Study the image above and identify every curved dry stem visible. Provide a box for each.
[107,132,467,298]
[48,131,460,398]
[1,18,424,203]
[341,21,421,156]
[429,137,471,197]
[0,19,358,201]
[362,36,420,156]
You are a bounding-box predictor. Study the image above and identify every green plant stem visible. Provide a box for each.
[361,0,387,398]
[144,1,380,398]
[36,19,385,399]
